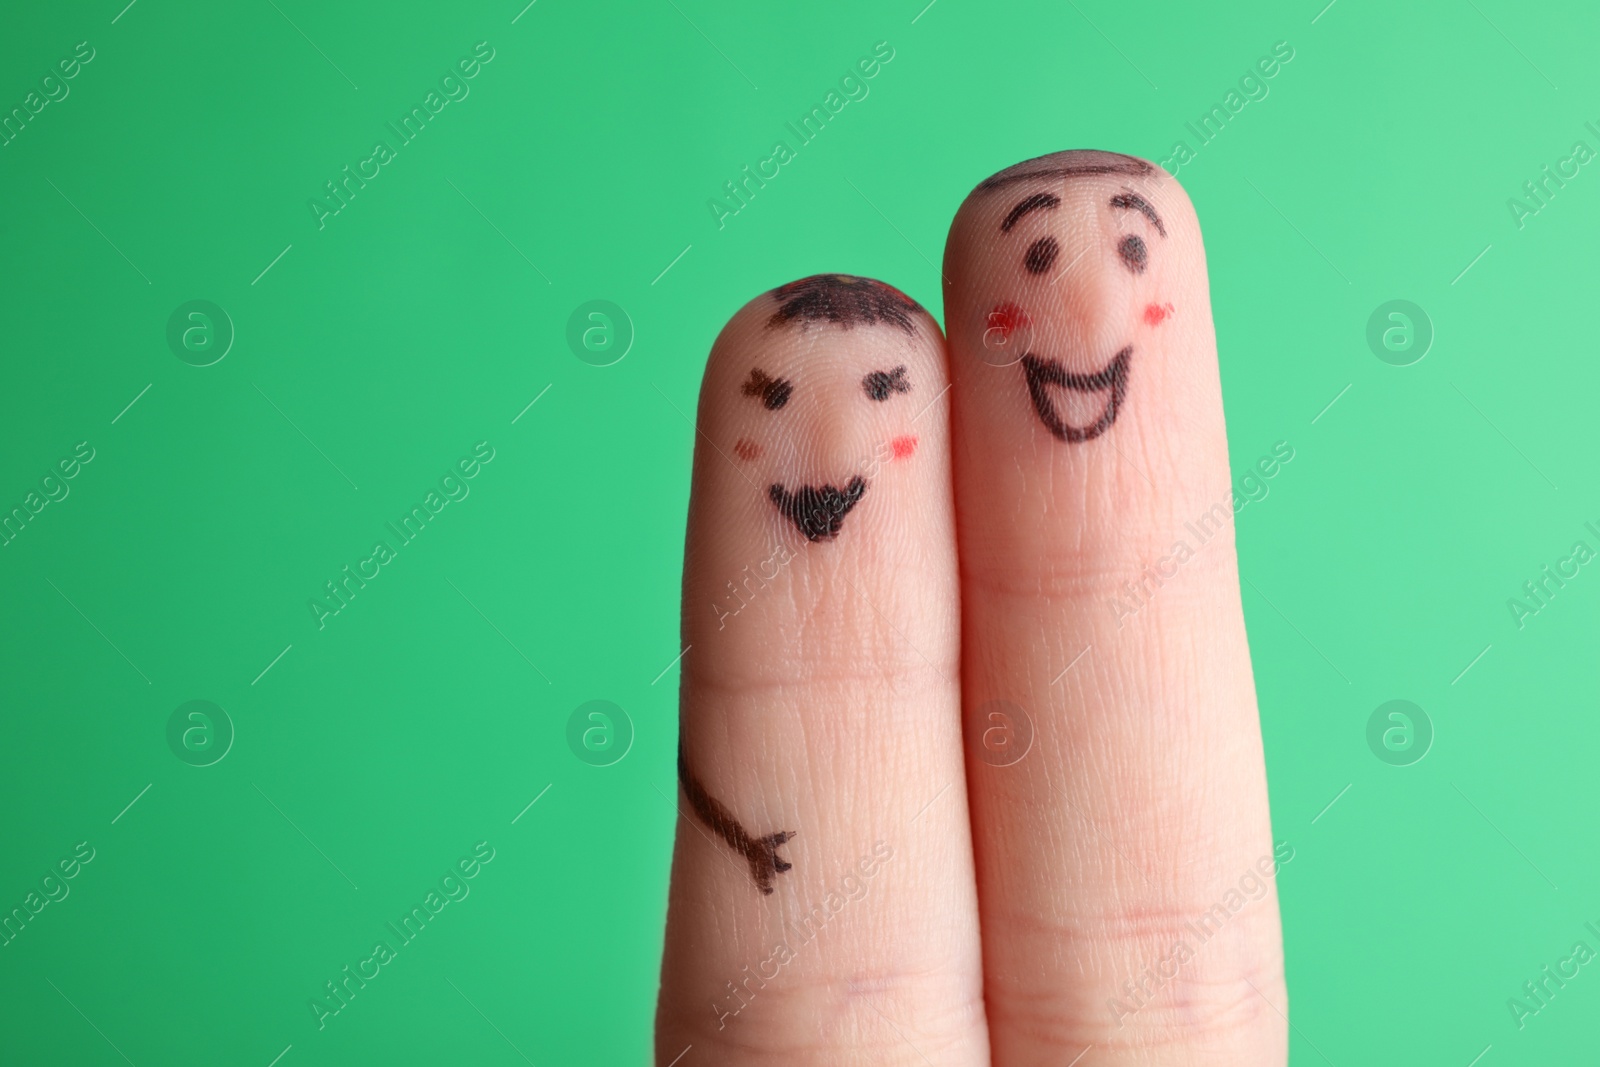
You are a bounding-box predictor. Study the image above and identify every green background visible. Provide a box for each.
[1,0,1595,1063]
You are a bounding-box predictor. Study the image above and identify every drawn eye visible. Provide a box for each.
[742,368,792,410]
[1024,236,1059,275]
[862,365,910,401]
[1117,234,1148,274]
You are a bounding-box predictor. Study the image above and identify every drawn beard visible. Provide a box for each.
[768,477,868,541]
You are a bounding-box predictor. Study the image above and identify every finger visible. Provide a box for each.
[655,275,988,1066]
[944,152,1287,1064]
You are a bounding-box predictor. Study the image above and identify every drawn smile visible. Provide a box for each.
[1020,348,1131,442]
[768,478,867,541]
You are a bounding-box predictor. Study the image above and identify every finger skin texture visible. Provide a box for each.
[946,152,1287,1064]
[655,276,989,1065]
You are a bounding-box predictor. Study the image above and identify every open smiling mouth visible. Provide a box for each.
[769,477,867,541]
[1020,347,1132,442]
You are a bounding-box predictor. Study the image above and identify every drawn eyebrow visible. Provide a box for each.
[742,368,793,410]
[1000,192,1061,233]
[862,365,910,400]
[1110,192,1165,237]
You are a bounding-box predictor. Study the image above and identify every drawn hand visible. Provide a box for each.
[657,151,1286,1066]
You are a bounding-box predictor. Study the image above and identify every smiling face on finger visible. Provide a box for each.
[957,151,1173,443]
[723,275,930,542]
[666,150,1279,1063]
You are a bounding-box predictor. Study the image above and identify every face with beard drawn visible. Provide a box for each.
[679,272,938,896]
[730,274,928,543]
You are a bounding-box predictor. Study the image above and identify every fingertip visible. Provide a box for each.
[701,273,944,401]
[691,275,950,553]
[943,149,1215,472]
[946,148,1199,276]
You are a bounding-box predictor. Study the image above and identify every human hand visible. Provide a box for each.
[656,150,1286,1066]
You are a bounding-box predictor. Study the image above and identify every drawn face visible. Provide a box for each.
[967,155,1170,442]
[731,275,926,542]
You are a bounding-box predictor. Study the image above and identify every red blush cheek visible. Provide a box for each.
[987,302,1030,338]
[734,438,761,461]
[1143,302,1175,326]
[891,435,917,460]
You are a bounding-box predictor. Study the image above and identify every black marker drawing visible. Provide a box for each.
[742,368,793,410]
[977,149,1155,193]
[767,274,921,333]
[677,739,795,895]
[1118,234,1148,274]
[1024,236,1060,275]
[769,478,867,541]
[1021,349,1131,442]
[1000,191,1061,232]
[862,365,910,401]
[984,176,1168,443]
[1110,191,1166,237]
